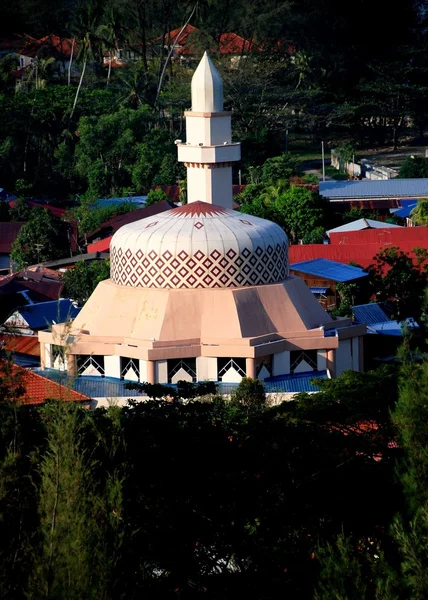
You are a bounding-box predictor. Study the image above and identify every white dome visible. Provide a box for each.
[110,201,288,289]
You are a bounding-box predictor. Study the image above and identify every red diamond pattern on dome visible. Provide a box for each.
[240,219,253,226]
[110,241,288,290]
[194,221,204,229]
[210,249,221,260]
[145,221,158,229]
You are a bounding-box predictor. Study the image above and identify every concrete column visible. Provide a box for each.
[146,360,155,384]
[326,349,335,378]
[67,354,77,377]
[40,343,46,369]
[246,357,255,378]
[317,350,327,372]
[196,356,217,381]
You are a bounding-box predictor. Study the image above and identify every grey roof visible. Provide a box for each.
[326,218,401,236]
[290,258,368,282]
[319,179,428,200]
[14,299,80,329]
[353,303,390,325]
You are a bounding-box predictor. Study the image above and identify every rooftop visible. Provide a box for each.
[320,179,428,200]
[290,258,368,282]
[326,218,401,237]
[7,299,80,330]
[2,362,88,405]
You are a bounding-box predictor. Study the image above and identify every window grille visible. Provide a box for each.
[77,355,105,376]
[120,357,140,380]
[290,350,318,374]
[218,358,246,381]
[167,358,197,383]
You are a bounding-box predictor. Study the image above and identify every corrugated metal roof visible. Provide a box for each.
[310,287,328,293]
[264,370,328,393]
[0,222,25,253]
[329,225,428,246]
[290,258,368,282]
[326,218,401,236]
[0,334,40,356]
[367,318,419,336]
[353,303,390,325]
[87,236,112,253]
[12,299,80,329]
[35,370,328,398]
[95,195,147,208]
[320,179,428,200]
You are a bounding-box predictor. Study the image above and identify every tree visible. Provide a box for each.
[144,188,169,207]
[10,208,69,269]
[368,247,428,321]
[399,157,428,179]
[409,200,428,226]
[233,377,266,409]
[10,197,31,221]
[62,259,110,305]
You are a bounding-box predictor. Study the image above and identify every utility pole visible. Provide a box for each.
[285,128,289,154]
[321,141,326,181]
[238,169,242,186]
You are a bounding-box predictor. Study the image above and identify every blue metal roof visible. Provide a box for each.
[291,258,368,282]
[35,369,328,398]
[353,303,390,325]
[390,200,418,218]
[319,179,428,200]
[367,320,419,336]
[264,370,328,393]
[310,287,328,294]
[17,299,80,329]
[95,196,147,208]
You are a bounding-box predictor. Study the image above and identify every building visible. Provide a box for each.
[39,53,365,386]
[319,179,428,211]
[4,299,80,335]
[289,259,368,310]
[326,218,401,238]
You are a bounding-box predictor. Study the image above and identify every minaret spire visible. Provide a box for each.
[191,51,224,112]
[176,52,241,208]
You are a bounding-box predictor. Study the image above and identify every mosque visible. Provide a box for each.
[39,53,365,385]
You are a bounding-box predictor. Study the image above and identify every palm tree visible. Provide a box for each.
[410,199,428,226]
[27,56,55,89]
[97,5,124,88]
[70,1,105,120]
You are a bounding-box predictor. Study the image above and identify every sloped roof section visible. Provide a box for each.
[290,258,368,282]
[2,362,88,405]
[10,299,80,329]
[326,218,401,237]
[320,179,428,200]
[0,222,25,252]
[353,303,391,325]
[329,225,428,246]
[0,334,40,356]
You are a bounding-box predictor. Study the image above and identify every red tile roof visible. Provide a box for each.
[0,334,40,357]
[1,362,88,405]
[218,33,262,55]
[18,34,76,59]
[0,222,25,252]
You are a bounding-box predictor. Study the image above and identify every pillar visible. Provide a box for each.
[67,354,77,377]
[146,360,155,384]
[326,349,335,378]
[246,357,256,378]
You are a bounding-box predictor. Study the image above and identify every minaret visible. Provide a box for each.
[176,52,241,208]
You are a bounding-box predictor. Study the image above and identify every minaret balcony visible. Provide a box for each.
[177,143,241,165]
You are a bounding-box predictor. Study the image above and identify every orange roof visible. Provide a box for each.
[1,361,89,405]
[19,34,76,59]
[218,33,262,55]
[0,335,40,357]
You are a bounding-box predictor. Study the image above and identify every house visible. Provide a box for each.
[16,33,77,75]
[326,218,401,238]
[3,299,80,335]
[84,199,175,248]
[319,180,428,211]
[0,334,41,367]
[289,258,368,309]
[0,360,89,405]
[0,266,64,322]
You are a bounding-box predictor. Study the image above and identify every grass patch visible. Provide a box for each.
[324,165,349,180]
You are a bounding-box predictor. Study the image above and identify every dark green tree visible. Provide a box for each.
[62,259,110,305]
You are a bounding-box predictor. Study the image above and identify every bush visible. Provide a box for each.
[234,377,266,408]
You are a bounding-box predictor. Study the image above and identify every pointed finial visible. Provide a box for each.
[191,51,224,112]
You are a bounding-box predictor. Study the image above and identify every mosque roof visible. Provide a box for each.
[110,201,289,289]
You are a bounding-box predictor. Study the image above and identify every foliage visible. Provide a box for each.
[399,157,428,179]
[233,377,266,409]
[62,260,110,305]
[409,199,428,226]
[368,247,428,321]
[144,188,169,207]
[261,153,299,184]
[10,197,31,221]
[302,226,326,244]
[10,208,70,269]
[70,197,137,236]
